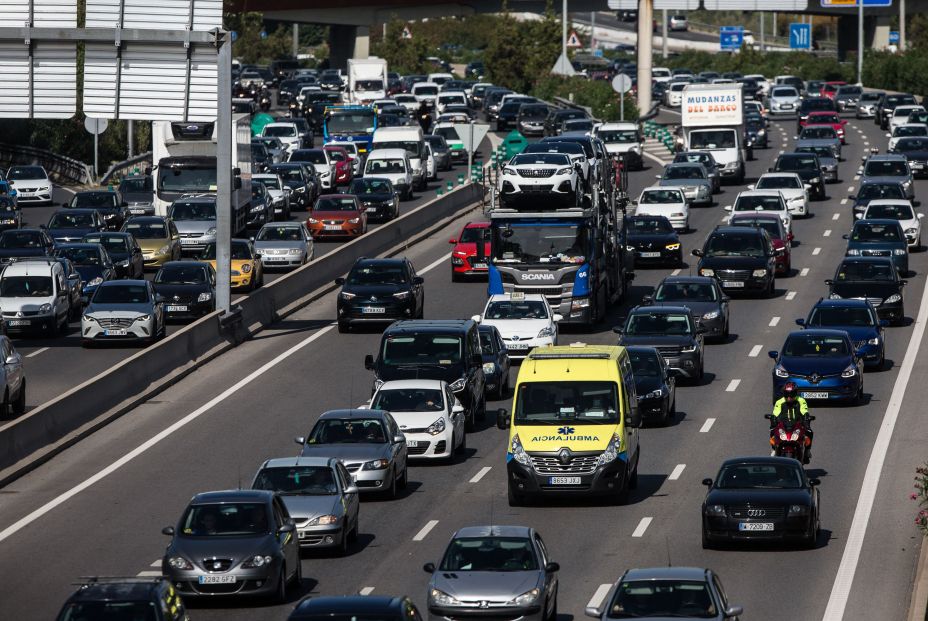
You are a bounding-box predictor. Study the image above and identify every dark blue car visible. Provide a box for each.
[478,323,511,399]
[769,329,864,405]
[844,218,908,275]
[796,299,886,369]
[55,243,117,304]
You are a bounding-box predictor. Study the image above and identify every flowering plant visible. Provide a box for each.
[912,463,928,535]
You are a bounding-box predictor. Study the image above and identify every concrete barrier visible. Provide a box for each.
[0,182,482,484]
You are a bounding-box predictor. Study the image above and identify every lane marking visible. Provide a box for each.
[749,345,762,357]
[840,198,848,205]
[785,291,797,300]
[360,587,375,596]
[847,186,855,192]
[824,229,832,237]
[823,222,928,619]
[699,418,715,433]
[669,464,686,480]
[854,175,860,181]
[671,268,681,276]
[150,560,160,567]
[800,268,810,277]
[642,151,669,166]
[588,584,613,610]
[812,247,821,255]
[769,316,780,327]
[631,517,653,538]
[25,347,49,358]
[413,520,439,541]
[778,150,784,155]
[137,571,162,577]
[725,379,740,392]
[833,213,840,220]
[469,466,492,483]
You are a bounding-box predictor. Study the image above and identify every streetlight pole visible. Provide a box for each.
[662,9,668,59]
[858,0,864,85]
[636,0,653,113]
[901,0,906,51]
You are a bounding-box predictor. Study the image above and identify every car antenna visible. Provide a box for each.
[665,535,673,567]
[237,464,242,491]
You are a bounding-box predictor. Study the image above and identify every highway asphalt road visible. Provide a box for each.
[579,11,719,45]
[1,112,927,621]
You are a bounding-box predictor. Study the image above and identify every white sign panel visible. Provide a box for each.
[704,0,807,8]
[454,123,490,154]
[609,0,700,9]
[85,0,221,29]
[681,84,744,127]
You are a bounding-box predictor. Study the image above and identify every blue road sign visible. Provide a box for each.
[821,0,892,6]
[593,48,604,57]
[720,26,743,51]
[790,23,812,50]
[231,30,238,42]
[889,31,900,44]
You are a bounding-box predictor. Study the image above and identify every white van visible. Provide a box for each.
[412,81,440,106]
[372,126,427,191]
[427,72,453,86]
[0,257,71,335]
[364,149,413,200]
[436,91,467,115]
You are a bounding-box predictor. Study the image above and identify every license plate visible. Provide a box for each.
[472,262,487,269]
[180,238,197,245]
[166,305,188,312]
[362,306,385,314]
[640,252,661,258]
[324,225,342,231]
[7,320,28,326]
[407,440,420,448]
[549,476,581,485]
[104,329,128,336]
[129,207,147,214]
[722,281,745,288]
[914,163,924,169]
[507,342,529,350]
[782,104,793,109]
[801,391,829,399]
[198,575,236,584]
[366,207,378,213]
[739,522,774,531]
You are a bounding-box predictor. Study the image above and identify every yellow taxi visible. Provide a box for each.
[121,216,182,269]
[201,238,264,291]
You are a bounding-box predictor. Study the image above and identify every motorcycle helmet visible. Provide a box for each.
[783,381,798,401]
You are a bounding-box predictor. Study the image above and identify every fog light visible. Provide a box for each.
[324,536,334,544]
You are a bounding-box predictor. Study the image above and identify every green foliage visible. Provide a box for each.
[226,12,293,65]
[862,49,928,95]
[664,49,855,83]
[532,77,638,122]
[371,19,434,75]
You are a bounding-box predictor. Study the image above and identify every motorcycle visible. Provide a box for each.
[259,89,272,112]
[765,414,814,464]
[418,111,432,134]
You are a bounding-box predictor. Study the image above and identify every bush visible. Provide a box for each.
[664,49,854,82]
[532,76,639,122]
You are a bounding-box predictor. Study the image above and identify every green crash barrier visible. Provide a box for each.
[446,181,454,192]
[502,130,528,159]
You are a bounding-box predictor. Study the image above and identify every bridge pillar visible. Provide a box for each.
[328,24,371,70]
[836,13,878,62]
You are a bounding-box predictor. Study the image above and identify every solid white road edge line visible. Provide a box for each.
[469,466,492,483]
[136,571,162,577]
[749,345,762,357]
[669,464,686,481]
[631,517,652,538]
[413,520,439,541]
[822,234,928,620]
[587,584,613,610]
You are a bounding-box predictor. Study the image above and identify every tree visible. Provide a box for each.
[372,19,432,74]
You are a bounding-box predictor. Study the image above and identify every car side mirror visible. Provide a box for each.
[641,294,653,304]
[724,606,744,619]
[809,415,816,421]
[553,313,564,322]
[496,408,509,430]
[344,484,359,494]
[423,562,436,573]
[655,174,662,179]
[294,436,305,445]
[545,562,560,573]
[721,295,730,302]
[795,318,806,326]
[254,253,262,259]
[809,478,821,487]
[155,294,165,304]
[162,526,175,536]
[886,133,892,138]
[364,354,375,370]
[121,201,129,207]
[691,248,703,257]
[767,167,773,172]
[702,478,713,487]
[768,350,779,359]
[611,325,624,334]
[764,413,773,420]
[448,237,457,244]
[393,434,406,444]
[723,205,732,211]
[695,327,707,335]
[61,202,69,207]
[335,277,345,286]
[278,523,295,534]
[413,276,424,285]
[842,234,849,240]
[585,605,604,619]
[747,184,755,190]
[234,177,242,190]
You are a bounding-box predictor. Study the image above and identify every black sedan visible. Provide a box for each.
[153,261,217,322]
[0,197,21,231]
[627,346,675,426]
[478,323,511,399]
[614,305,706,381]
[891,136,928,178]
[643,275,730,341]
[771,152,825,200]
[64,190,129,230]
[269,164,316,210]
[82,231,144,279]
[347,177,399,222]
[335,258,424,333]
[702,456,820,549]
[0,228,55,265]
[46,209,107,243]
[288,596,422,621]
[693,226,777,298]
[827,256,905,325]
[55,243,117,304]
[625,215,682,267]
[850,181,907,220]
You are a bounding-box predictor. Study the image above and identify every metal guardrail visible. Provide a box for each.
[0,143,93,185]
[100,151,152,186]
[552,95,597,121]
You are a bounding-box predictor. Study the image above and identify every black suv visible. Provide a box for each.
[771,152,826,200]
[614,305,706,381]
[693,226,777,297]
[365,320,486,430]
[544,109,589,136]
[56,577,188,621]
[268,163,316,209]
[335,258,424,332]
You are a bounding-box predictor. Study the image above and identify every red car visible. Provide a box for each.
[306,194,367,239]
[449,221,490,281]
[801,111,847,143]
[729,213,792,275]
[820,81,846,99]
[322,145,354,186]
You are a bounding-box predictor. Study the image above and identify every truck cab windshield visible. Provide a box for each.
[493,223,588,265]
[158,167,216,193]
[689,130,736,149]
[325,112,376,134]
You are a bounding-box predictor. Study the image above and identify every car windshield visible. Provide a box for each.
[1,276,52,297]
[485,300,548,320]
[802,99,834,111]
[704,233,765,257]
[801,127,837,139]
[609,580,717,619]
[715,463,804,489]
[837,86,862,96]
[895,126,927,137]
[515,380,619,424]
[58,602,157,621]
[757,176,801,190]
[272,167,305,182]
[292,151,328,164]
[664,166,704,180]
[124,221,166,239]
[796,146,834,159]
[257,226,304,242]
[84,235,129,254]
[810,114,839,124]
[895,138,928,152]
[772,87,798,97]
[852,222,903,241]
[347,264,406,285]
[371,387,444,412]
[460,226,489,243]
[368,159,406,174]
[859,184,904,200]
[253,466,338,495]
[510,153,571,166]
[58,247,102,265]
[308,418,387,444]
[526,143,584,157]
[783,334,850,357]
[734,195,782,211]
[315,197,358,212]
[383,334,462,366]
[179,503,269,537]
[777,156,817,170]
[350,178,392,194]
[599,129,638,143]
[92,284,150,304]
[263,125,297,137]
[439,537,537,572]
[325,149,347,162]
[434,126,460,141]
[626,312,692,335]
[865,160,908,176]
[0,232,44,248]
[655,282,717,302]
[867,203,914,220]
[629,351,662,377]
[72,193,116,208]
[808,306,876,327]
[628,217,673,234]
[688,130,736,149]
[49,213,94,228]
[8,166,46,179]
[155,265,207,284]
[493,223,588,265]
[256,177,281,191]
[731,219,781,239]
[640,189,682,204]
[201,242,252,261]
[170,201,215,221]
[374,140,420,159]
[834,261,896,281]
[414,85,439,96]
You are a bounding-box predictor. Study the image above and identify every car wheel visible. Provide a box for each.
[348,519,359,543]
[336,529,350,556]
[337,320,349,333]
[477,393,486,421]
[544,596,558,621]
[508,484,524,507]
[12,381,25,415]
[398,464,408,490]
[451,269,461,283]
[0,390,9,419]
[291,557,302,587]
[457,428,467,459]
[701,527,713,550]
[275,566,288,603]
[384,468,397,499]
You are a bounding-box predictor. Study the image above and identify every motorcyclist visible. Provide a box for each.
[417,101,432,133]
[770,381,813,461]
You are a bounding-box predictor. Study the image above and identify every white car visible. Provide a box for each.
[665,82,688,108]
[767,86,801,116]
[436,91,467,115]
[863,199,923,247]
[394,93,420,113]
[750,173,810,218]
[726,190,791,234]
[499,151,581,208]
[261,122,301,155]
[368,379,466,462]
[652,67,672,83]
[890,105,925,132]
[81,280,165,346]
[635,186,688,232]
[472,293,561,359]
[594,122,643,169]
[888,124,928,152]
[252,173,290,220]
[7,165,52,205]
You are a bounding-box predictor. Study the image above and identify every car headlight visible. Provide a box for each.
[698,268,714,277]
[846,248,861,256]
[841,365,858,378]
[868,336,881,345]
[241,554,273,568]
[774,365,789,378]
[117,259,129,267]
[430,589,462,607]
[348,217,360,224]
[483,362,496,375]
[508,588,541,607]
[752,269,768,278]
[906,227,919,235]
[288,248,303,255]
[362,458,389,470]
[320,171,330,178]
[307,217,319,224]
[681,344,697,353]
[197,292,212,302]
[644,388,664,399]
[596,433,622,466]
[758,129,766,136]
[702,310,720,320]
[38,303,51,313]
[306,514,339,526]
[135,314,151,322]
[705,504,726,516]
[811,177,822,184]
[241,263,252,273]
[829,292,842,300]
[789,504,809,515]
[84,315,99,323]
[503,167,516,175]
[167,556,193,570]
[894,248,907,255]
[340,291,356,300]
[392,290,410,299]
[205,227,216,237]
[86,277,103,287]
[555,167,572,175]
[537,326,554,338]
[885,293,902,304]
[295,186,306,193]
[157,244,171,255]
[510,433,531,465]
[665,243,681,251]
[449,377,467,392]
[427,417,446,436]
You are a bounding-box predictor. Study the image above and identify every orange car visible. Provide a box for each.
[306,194,368,239]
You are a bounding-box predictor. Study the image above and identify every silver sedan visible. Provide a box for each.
[253,221,314,269]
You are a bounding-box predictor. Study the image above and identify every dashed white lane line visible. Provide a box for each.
[847,186,855,192]
[671,268,681,276]
[413,520,439,541]
[785,291,797,300]
[725,379,741,392]
[25,347,49,358]
[150,560,160,567]
[360,587,375,596]
[833,213,841,220]
[137,571,162,577]
[854,175,860,181]
[699,418,716,433]
[749,345,763,357]
[669,464,686,480]
[769,316,781,327]
[841,199,848,205]
[812,247,822,255]
[470,466,492,483]
[631,517,653,538]
[800,267,810,276]
[824,229,832,237]
[778,149,784,155]
[588,584,613,610]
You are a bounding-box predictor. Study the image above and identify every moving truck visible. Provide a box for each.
[681,83,748,184]
[347,57,388,105]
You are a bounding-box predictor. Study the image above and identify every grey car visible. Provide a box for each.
[796,127,841,160]
[795,145,839,183]
[424,134,452,171]
[856,91,884,119]
[118,175,155,216]
[161,489,301,602]
[859,154,915,200]
[642,276,730,341]
[657,163,712,206]
[767,86,800,116]
[585,566,742,620]
[835,84,863,112]
[169,196,216,254]
[672,151,721,193]
[252,456,360,555]
[424,525,559,621]
[253,221,314,270]
[296,409,409,498]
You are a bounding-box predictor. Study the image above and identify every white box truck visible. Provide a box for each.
[680,83,748,184]
[151,115,251,234]
[347,57,388,105]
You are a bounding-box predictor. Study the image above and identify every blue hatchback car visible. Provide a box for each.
[478,323,511,399]
[796,299,887,369]
[844,219,909,275]
[769,329,864,405]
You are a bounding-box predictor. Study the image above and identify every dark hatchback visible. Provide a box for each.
[702,456,820,549]
[479,323,511,399]
[693,226,777,297]
[891,136,928,178]
[615,305,706,381]
[0,196,21,231]
[0,227,55,265]
[46,209,106,243]
[55,243,117,304]
[269,163,316,209]
[771,152,825,200]
[153,261,217,321]
[64,190,129,230]
[798,297,887,368]
[628,345,676,426]
[335,258,424,332]
[56,577,188,621]
[844,218,909,276]
[643,275,730,340]
[768,329,864,404]
[797,97,836,131]
[850,181,906,220]
[625,215,682,267]
[348,177,399,222]
[82,231,144,279]
[288,596,422,621]
[826,256,905,326]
